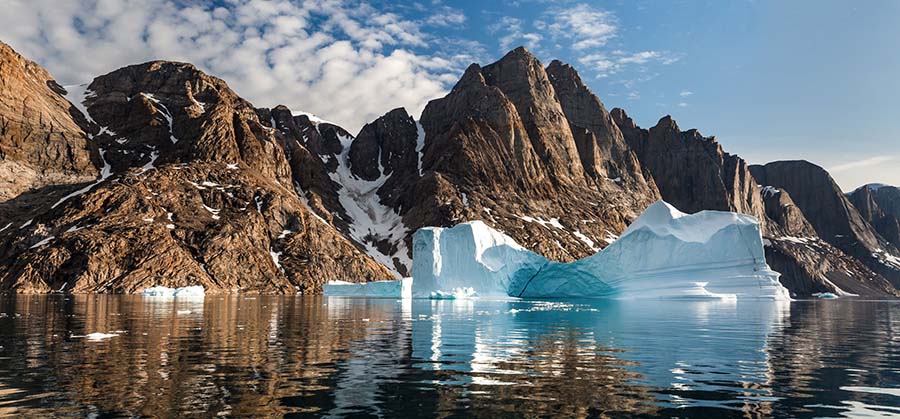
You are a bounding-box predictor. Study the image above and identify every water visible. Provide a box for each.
[1,296,899,418]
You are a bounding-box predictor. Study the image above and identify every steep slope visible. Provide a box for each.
[751,161,900,287]
[849,184,900,248]
[0,48,392,293]
[0,42,97,217]
[612,109,766,224]
[544,60,658,203]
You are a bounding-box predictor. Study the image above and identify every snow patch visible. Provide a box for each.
[52,149,113,209]
[270,249,284,272]
[415,120,426,176]
[327,132,410,277]
[141,93,178,144]
[291,110,337,126]
[63,83,96,125]
[29,236,55,249]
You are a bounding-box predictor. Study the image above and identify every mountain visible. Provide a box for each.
[848,184,900,248]
[0,39,898,297]
[751,161,900,289]
[0,42,392,293]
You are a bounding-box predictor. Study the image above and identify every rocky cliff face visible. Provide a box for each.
[0,43,392,293]
[612,110,767,225]
[751,161,900,288]
[849,184,900,248]
[0,42,97,218]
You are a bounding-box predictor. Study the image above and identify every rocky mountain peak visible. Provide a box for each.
[479,47,586,187]
[652,115,680,133]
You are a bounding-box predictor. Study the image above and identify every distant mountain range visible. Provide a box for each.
[1,41,899,297]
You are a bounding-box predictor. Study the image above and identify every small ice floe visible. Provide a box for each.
[430,287,477,300]
[141,285,205,299]
[814,292,839,299]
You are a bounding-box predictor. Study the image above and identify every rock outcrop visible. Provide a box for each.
[613,110,767,226]
[849,184,900,248]
[0,41,97,218]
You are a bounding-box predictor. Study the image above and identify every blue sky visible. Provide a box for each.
[2,0,897,190]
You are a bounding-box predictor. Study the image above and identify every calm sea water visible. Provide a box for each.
[0,295,899,418]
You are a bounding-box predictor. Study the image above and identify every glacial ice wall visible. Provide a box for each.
[411,201,790,300]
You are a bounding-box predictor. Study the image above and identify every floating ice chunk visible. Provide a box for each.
[323,278,412,298]
[141,285,205,298]
[430,287,477,300]
[814,292,839,299]
[412,201,790,300]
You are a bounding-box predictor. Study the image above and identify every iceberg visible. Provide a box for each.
[323,278,412,298]
[412,201,790,300]
[141,285,205,298]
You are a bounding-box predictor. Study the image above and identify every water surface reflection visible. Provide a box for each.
[0,295,898,417]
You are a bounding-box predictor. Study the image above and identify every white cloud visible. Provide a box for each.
[680,90,693,97]
[489,16,543,52]
[830,156,896,173]
[538,4,617,50]
[578,50,677,78]
[0,0,462,133]
[425,6,466,27]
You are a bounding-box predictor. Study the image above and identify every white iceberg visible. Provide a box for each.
[141,285,205,298]
[411,201,790,300]
[323,278,412,298]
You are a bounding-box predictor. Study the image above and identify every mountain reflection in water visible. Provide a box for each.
[0,295,899,418]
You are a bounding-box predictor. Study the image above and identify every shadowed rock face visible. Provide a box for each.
[612,110,767,229]
[0,41,97,214]
[751,161,900,287]
[849,185,900,248]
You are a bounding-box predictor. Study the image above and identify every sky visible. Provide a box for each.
[1,0,897,191]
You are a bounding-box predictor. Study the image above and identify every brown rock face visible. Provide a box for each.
[0,42,98,216]
[751,161,900,286]
[0,49,393,293]
[759,186,817,237]
[479,48,586,187]
[545,60,659,203]
[614,110,768,228]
